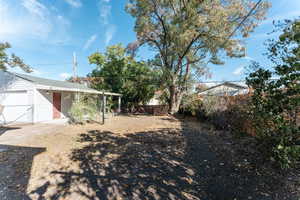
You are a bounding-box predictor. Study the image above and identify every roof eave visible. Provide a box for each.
[35,84,122,96]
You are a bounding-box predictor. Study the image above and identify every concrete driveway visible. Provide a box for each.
[0,122,66,145]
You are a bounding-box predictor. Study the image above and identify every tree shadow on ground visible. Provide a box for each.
[30,120,297,200]
[0,144,46,200]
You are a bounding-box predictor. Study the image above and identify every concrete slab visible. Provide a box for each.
[0,123,66,145]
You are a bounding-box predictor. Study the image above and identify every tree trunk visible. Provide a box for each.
[168,84,183,114]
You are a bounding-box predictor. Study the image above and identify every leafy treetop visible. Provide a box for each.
[88,44,159,107]
[126,0,270,113]
[0,42,31,72]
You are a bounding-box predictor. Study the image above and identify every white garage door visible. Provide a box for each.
[0,91,32,124]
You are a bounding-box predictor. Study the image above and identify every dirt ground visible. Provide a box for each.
[0,115,299,200]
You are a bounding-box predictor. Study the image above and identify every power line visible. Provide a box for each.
[221,0,264,47]
[30,63,73,66]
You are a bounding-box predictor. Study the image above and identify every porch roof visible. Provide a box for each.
[15,73,121,96]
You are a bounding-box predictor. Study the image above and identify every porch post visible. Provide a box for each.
[102,91,106,124]
[118,96,121,113]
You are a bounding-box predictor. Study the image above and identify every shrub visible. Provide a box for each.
[200,95,254,136]
[225,95,255,136]
[179,93,203,118]
[69,95,100,124]
[245,19,300,168]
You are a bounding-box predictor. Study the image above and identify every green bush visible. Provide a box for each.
[69,95,100,124]
[179,94,203,118]
[246,19,300,168]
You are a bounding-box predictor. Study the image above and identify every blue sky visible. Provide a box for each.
[0,0,299,81]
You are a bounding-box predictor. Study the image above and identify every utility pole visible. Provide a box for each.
[73,52,79,102]
[73,52,78,79]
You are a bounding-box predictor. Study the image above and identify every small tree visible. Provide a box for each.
[246,19,300,168]
[89,44,158,108]
[126,0,270,113]
[0,42,31,72]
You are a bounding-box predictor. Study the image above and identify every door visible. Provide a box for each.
[53,92,61,119]
[0,91,30,123]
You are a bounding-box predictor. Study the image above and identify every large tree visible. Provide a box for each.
[89,44,158,107]
[0,42,31,72]
[126,0,270,113]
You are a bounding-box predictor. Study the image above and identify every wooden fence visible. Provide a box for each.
[123,105,169,115]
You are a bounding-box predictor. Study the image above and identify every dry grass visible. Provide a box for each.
[0,115,298,200]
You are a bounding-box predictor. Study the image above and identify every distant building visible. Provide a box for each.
[198,81,249,96]
[147,90,164,106]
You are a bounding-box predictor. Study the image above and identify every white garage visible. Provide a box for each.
[0,91,32,123]
[0,71,121,125]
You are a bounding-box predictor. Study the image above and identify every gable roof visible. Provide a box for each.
[12,72,121,96]
[199,81,248,93]
[15,73,93,91]
[198,81,249,96]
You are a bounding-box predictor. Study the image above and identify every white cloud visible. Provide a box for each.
[105,25,116,46]
[59,73,72,79]
[0,0,51,39]
[0,0,72,45]
[51,15,72,45]
[233,66,245,76]
[22,0,48,19]
[99,3,111,25]
[83,34,97,50]
[98,0,116,46]
[64,0,82,8]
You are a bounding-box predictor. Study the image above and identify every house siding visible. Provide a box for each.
[0,71,88,124]
[34,90,74,122]
[0,91,32,124]
[200,85,248,96]
[0,71,34,124]
[0,71,34,92]
[34,90,53,122]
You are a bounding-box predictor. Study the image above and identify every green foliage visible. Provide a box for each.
[246,19,300,168]
[0,42,31,72]
[126,0,270,113]
[179,93,203,117]
[88,44,158,107]
[69,95,100,124]
[89,44,159,108]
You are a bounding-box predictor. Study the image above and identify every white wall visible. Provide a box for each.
[35,90,53,122]
[35,90,75,122]
[0,71,76,123]
[0,71,33,92]
[147,93,162,106]
[0,71,35,124]
[0,91,32,124]
[147,97,161,105]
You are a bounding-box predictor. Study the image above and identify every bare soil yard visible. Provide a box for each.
[0,115,299,200]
